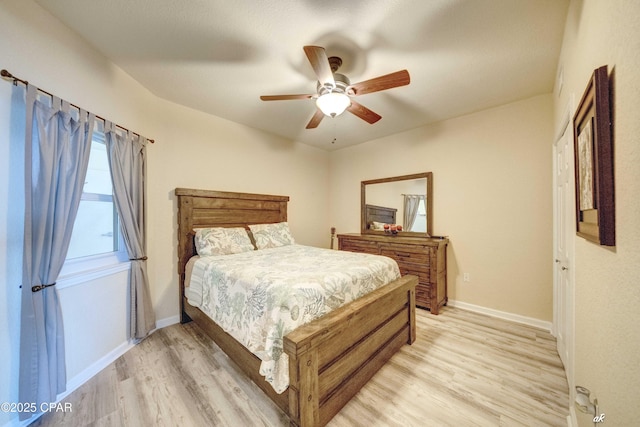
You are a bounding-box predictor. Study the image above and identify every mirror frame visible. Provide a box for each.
[361,172,433,237]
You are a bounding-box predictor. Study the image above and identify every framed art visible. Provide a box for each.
[572,65,615,246]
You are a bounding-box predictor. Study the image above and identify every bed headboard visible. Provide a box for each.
[175,188,289,320]
[365,204,397,229]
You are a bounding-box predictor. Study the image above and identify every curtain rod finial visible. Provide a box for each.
[1,69,28,85]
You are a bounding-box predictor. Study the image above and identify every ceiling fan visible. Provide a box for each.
[260,46,410,129]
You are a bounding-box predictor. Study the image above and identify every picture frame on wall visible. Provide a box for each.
[572,65,615,246]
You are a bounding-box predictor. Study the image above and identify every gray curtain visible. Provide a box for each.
[403,194,423,231]
[19,85,95,420]
[105,122,155,340]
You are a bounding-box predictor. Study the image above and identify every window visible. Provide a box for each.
[409,198,427,232]
[65,128,122,260]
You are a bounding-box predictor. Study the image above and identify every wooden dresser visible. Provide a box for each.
[338,233,448,314]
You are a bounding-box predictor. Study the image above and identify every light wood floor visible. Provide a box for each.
[32,307,569,427]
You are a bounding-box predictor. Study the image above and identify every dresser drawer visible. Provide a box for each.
[339,239,379,255]
[397,262,430,284]
[415,284,431,307]
[380,244,431,265]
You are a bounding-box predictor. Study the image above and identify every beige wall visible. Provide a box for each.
[555,1,640,425]
[330,94,554,321]
[148,101,330,321]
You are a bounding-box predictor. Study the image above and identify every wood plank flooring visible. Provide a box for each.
[31,307,569,426]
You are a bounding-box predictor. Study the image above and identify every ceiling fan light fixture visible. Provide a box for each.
[316,92,351,117]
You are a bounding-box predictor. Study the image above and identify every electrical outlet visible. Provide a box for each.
[463,273,470,282]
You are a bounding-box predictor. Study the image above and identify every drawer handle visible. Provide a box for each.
[396,253,411,257]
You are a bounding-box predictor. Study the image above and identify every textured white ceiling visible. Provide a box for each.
[35,0,569,151]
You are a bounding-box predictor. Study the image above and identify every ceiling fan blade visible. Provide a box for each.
[349,70,410,96]
[306,109,324,129]
[260,94,314,101]
[303,46,335,89]
[346,100,382,124]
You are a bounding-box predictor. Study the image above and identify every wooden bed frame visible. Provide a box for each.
[175,188,417,427]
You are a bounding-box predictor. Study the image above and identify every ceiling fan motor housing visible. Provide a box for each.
[317,72,351,96]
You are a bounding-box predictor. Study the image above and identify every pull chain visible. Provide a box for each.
[331,117,337,145]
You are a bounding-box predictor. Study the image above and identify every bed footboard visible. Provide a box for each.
[284,274,417,427]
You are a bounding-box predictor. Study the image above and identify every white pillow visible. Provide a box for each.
[371,221,387,230]
[194,227,254,256]
[248,222,295,249]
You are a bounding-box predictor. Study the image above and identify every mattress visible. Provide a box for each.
[185,244,400,393]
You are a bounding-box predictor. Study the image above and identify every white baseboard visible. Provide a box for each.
[6,314,179,427]
[447,299,553,332]
[64,313,179,393]
[9,340,134,427]
[64,341,134,397]
[62,314,178,399]
[154,314,180,330]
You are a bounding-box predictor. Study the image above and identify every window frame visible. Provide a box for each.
[58,127,129,288]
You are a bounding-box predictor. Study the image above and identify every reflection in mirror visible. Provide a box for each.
[361,172,433,236]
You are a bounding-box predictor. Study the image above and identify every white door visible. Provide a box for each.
[553,119,575,388]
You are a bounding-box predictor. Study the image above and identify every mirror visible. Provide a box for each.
[361,172,433,236]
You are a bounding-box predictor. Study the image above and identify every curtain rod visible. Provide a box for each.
[1,69,154,144]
